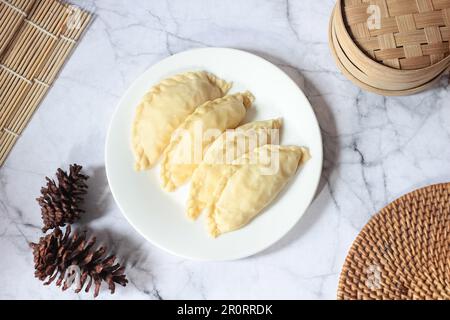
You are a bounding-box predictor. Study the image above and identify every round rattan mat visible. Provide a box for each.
[338,183,450,300]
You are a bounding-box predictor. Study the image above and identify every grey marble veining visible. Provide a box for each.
[0,0,449,300]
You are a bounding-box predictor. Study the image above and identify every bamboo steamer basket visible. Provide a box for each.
[329,0,450,96]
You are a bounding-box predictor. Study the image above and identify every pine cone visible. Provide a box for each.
[37,164,88,232]
[30,226,128,297]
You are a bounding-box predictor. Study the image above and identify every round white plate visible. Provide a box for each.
[105,48,322,261]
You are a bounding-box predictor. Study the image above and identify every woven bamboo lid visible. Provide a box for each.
[343,0,450,70]
[338,183,450,300]
[329,0,450,95]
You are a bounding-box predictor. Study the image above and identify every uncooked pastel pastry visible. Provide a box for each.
[207,145,310,237]
[187,119,283,220]
[132,71,231,171]
[160,92,254,191]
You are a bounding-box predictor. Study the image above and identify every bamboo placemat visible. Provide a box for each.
[0,0,92,166]
[338,183,450,300]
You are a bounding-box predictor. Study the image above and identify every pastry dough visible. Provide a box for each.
[132,71,231,171]
[160,92,254,191]
[187,119,282,220]
[207,145,310,237]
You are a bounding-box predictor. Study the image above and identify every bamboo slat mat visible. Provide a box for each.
[338,183,450,300]
[0,0,92,166]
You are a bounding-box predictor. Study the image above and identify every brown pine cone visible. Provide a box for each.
[37,164,88,232]
[30,226,128,297]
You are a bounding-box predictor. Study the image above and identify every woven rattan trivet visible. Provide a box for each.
[338,183,450,300]
[0,0,92,166]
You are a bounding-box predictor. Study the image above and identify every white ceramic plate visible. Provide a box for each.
[105,48,322,261]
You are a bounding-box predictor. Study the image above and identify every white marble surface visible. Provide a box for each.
[1,0,449,300]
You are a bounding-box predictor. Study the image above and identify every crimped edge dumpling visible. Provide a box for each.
[132,71,231,171]
[207,145,310,237]
[160,92,254,191]
[187,118,283,220]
